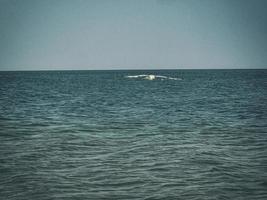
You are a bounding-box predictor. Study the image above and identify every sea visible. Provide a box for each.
[0,69,267,199]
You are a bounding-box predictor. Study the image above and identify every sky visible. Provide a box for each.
[0,0,266,70]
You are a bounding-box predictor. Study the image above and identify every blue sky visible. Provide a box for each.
[0,0,266,70]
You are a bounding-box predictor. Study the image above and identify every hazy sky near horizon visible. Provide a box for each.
[0,0,266,70]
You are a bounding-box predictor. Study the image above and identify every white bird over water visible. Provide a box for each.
[125,74,181,81]
[145,75,156,80]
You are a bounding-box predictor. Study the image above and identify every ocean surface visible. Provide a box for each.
[0,69,267,200]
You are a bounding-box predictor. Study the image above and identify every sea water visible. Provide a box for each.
[0,69,267,199]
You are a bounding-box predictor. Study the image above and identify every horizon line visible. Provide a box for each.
[0,67,267,72]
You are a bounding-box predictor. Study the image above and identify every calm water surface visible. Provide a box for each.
[0,70,267,199]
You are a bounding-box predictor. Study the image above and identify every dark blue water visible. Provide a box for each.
[0,69,267,199]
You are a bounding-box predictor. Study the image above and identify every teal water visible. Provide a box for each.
[0,69,267,199]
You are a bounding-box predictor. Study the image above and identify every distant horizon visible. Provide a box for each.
[1,66,267,72]
[0,0,266,71]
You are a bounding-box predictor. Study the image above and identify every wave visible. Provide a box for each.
[125,74,182,80]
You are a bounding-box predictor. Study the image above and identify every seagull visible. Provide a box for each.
[144,75,156,80]
[126,74,181,80]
